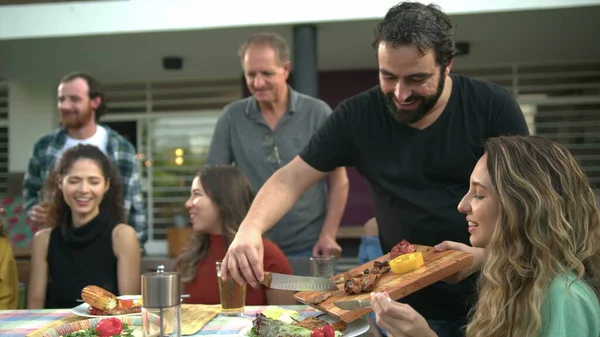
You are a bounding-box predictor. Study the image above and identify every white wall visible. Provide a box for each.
[8,80,56,172]
[2,5,600,84]
[3,5,599,174]
[1,0,599,40]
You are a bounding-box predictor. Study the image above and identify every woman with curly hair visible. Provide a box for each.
[371,135,600,337]
[27,144,140,309]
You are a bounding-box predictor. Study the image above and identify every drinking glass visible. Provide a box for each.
[215,260,246,316]
[309,255,336,278]
[37,189,52,210]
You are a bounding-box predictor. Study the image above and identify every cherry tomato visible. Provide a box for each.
[95,317,123,337]
[118,299,134,309]
[311,328,325,337]
[321,325,335,337]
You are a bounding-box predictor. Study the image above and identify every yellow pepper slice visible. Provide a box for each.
[389,252,424,275]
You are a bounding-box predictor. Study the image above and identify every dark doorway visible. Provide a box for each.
[104,121,138,149]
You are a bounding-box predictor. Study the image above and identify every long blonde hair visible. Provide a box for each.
[466,135,600,337]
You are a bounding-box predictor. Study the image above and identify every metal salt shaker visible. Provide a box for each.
[141,265,182,337]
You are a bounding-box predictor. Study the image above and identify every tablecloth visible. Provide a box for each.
[0,305,321,337]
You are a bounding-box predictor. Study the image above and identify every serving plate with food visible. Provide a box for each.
[71,285,142,318]
[238,306,368,337]
[294,239,474,323]
[42,316,142,337]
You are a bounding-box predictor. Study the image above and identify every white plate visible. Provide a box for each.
[42,316,143,337]
[70,295,142,318]
[238,313,369,337]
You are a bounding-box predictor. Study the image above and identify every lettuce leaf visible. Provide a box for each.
[247,327,260,337]
[250,313,311,337]
[261,306,300,324]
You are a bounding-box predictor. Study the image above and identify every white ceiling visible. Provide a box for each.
[0,5,599,84]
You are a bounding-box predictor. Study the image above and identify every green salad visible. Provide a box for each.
[248,307,342,337]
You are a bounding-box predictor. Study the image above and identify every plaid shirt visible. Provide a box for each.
[22,124,148,246]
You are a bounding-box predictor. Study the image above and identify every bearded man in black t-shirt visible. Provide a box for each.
[220,2,529,337]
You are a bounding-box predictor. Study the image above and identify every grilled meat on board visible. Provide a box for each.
[306,290,338,305]
[342,260,390,295]
[390,239,416,259]
[340,239,414,295]
[310,239,417,301]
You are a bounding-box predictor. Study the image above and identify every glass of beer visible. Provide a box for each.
[37,189,52,211]
[309,255,336,278]
[215,260,246,316]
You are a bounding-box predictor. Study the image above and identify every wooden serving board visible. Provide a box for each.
[293,245,473,323]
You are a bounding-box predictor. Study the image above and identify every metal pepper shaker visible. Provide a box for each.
[141,265,182,337]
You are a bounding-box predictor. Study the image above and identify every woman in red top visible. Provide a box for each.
[176,165,295,305]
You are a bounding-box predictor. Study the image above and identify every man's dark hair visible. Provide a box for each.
[372,2,459,68]
[60,71,107,121]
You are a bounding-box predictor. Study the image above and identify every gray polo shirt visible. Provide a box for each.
[207,88,332,254]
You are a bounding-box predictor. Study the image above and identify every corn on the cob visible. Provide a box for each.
[81,285,118,310]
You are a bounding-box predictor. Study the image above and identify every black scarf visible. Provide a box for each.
[60,208,115,249]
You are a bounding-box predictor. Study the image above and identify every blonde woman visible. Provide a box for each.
[371,135,600,337]
[0,209,19,309]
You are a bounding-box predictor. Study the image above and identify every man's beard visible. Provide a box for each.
[61,109,94,129]
[384,72,446,125]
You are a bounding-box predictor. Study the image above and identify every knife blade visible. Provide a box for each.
[333,299,372,310]
[260,272,339,291]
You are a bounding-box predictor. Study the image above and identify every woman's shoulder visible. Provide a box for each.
[112,223,136,235]
[111,224,138,246]
[0,236,13,253]
[34,227,53,237]
[261,238,293,274]
[547,273,598,300]
[32,227,53,244]
[541,273,600,336]
[261,238,288,263]
[30,228,53,258]
[261,238,285,255]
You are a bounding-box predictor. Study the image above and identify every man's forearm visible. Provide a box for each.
[239,168,302,234]
[22,178,41,214]
[320,167,349,238]
[239,157,329,234]
[124,169,147,246]
[129,190,147,245]
[129,208,147,246]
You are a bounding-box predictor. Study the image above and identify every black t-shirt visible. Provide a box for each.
[299,74,529,319]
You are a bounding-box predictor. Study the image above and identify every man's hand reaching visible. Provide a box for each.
[221,227,265,288]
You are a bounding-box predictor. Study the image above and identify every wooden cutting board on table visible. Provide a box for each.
[293,245,473,323]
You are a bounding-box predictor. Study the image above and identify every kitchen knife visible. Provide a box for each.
[260,272,339,291]
[333,299,372,310]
